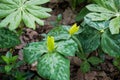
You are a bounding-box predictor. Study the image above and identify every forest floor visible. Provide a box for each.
[1,0,120,80]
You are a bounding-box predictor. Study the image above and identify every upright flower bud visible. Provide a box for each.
[69,23,79,35]
[47,36,55,52]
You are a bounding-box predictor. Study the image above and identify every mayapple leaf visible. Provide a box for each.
[85,0,120,34]
[109,17,120,34]
[88,56,102,65]
[0,0,51,30]
[84,17,109,31]
[25,0,49,5]
[86,4,114,13]
[85,13,113,21]
[0,28,20,48]
[101,30,120,57]
[37,53,70,80]
[23,42,47,64]
[56,39,78,57]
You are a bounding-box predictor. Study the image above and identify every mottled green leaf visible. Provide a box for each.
[78,26,100,53]
[56,39,78,57]
[101,31,120,57]
[0,28,20,48]
[48,26,70,41]
[37,53,70,80]
[23,42,47,64]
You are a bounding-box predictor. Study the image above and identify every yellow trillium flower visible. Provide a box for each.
[47,36,55,52]
[100,29,104,33]
[69,23,79,35]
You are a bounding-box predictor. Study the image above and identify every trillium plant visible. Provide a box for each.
[23,24,79,80]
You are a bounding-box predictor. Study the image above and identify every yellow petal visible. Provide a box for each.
[47,36,55,52]
[69,23,79,35]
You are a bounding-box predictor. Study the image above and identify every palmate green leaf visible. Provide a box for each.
[101,30,120,57]
[88,57,102,65]
[56,39,78,57]
[47,26,70,41]
[84,17,109,30]
[78,26,100,53]
[109,17,120,34]
[25,0,49,5]
[0,28,20,48]
[86,0,120,34]
[37,53,70,80]
[86,4,114,13]
[86,13,113,21]
[0,0,51,30]
[23,42,47,64]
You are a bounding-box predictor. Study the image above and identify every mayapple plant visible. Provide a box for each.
[0,0,51,48]
[0,0,51,30]
[23,24,79,80]
[85,0,120,34]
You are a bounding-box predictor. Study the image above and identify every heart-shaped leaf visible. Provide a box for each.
[23,42,47,64]
[37,53,70,80]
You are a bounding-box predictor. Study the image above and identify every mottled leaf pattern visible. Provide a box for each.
[56,39,78,56]
[37,53,70,80]
[0,28,20,48]
[23,42,47,64]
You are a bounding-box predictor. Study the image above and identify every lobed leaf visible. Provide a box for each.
[109,17,120,34]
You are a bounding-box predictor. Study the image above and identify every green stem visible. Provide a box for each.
[72,36,83,53]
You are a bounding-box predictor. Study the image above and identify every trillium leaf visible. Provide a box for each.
[48,26,70,41]
[56,39,78,57]
[0,28,20,48]
[23,42,47,64]
[101,30,120,57]
[78,26,100,53]
[37,53,70,80]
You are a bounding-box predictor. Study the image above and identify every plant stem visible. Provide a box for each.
[72,36,83,53]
